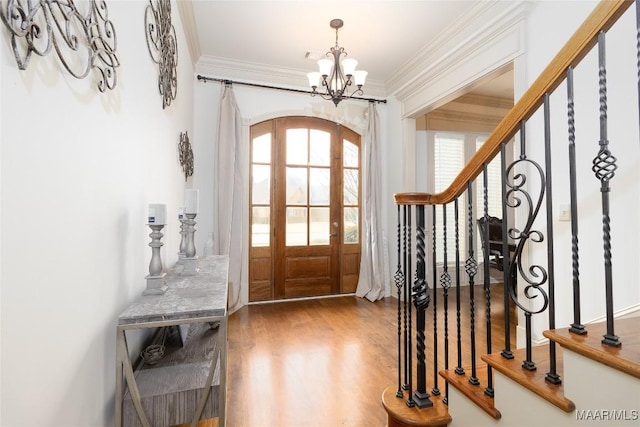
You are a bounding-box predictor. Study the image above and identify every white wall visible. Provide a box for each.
[191,76,398,306]
[520,0,640,340]
[0,1,194,425]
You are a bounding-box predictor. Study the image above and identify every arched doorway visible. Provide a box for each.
[249,116,361,301]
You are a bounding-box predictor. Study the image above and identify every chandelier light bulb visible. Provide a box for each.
[354,70,368,87]
[317,59,333,76]
[342,58,358,76]
[307,71,321,88]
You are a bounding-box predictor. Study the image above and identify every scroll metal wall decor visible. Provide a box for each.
[0,0,120,92]
[179,131,193,181]
[145,0,177,109]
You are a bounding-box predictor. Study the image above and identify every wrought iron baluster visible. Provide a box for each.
[593,31,620,347]
[567,67,586,336]
[440,203,452,404]
[406,206,415,406]
[543,94,561,385]
[466,183,480,386]
[501,143,514,359]
[505,120,550,372]
[432,205,441,396]
[482,165,494,396]
[455,198,465,376]
[395,205,405,397]
[403,206,409,390]
[412,205,433,408]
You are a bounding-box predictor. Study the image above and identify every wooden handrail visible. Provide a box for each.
[395,0,632,206]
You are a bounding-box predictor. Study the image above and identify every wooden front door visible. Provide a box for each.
[249,117,361,301]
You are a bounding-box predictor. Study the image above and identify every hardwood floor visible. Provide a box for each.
[223,283,515,427]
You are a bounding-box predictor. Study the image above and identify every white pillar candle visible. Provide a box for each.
[185,189,199,214]
[177,206,186,220]
[148,203,167,225]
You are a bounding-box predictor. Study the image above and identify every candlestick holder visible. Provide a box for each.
[144,224,168,295]
[181,213,199,275]
[177,216,187,264]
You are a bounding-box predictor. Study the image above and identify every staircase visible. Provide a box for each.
[383,1,640,426]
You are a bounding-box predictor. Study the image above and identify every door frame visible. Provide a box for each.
[248,116,362,301]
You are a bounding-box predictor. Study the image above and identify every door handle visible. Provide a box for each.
[330,232,338,237]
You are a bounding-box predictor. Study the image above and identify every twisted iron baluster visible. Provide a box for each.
[455,198,465,375]
[482,165,494,396]
[543,94,561,385]
[466,183,480,386]
[500,143,514,359]
[406,207,415,406]
[593,31,620,347]
[395,205,405,397]
[432,205,440,396]
[412,205,433,408]
[505,120,550,372]
[403,206,409,390]
[567,67,586,336]
[440,203,452,404]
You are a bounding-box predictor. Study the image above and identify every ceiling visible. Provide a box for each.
[188,1,514,101]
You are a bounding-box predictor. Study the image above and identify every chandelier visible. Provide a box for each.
[307,19,368,106]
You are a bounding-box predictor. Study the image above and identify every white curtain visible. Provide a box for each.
[214,83,244,310]
[356,103,388,301]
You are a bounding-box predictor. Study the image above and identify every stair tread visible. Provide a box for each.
[440,365,501,419]
[381,386,451,427]
[543,317,640,379]
[482,346,575,413]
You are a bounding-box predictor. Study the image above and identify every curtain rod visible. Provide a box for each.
[196,74,387,104]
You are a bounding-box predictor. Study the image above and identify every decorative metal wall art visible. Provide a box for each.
[0,0,120,92]
[178,131,193,181]
[144,0,177,109]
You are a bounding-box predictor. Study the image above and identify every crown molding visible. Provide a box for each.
[388,0,530,118]
[176,0,201,66]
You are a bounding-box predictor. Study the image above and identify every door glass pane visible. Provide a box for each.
[309,168,330,205]
[287,129,308,165]
[310,130,330,166]
[286,167,307,205]
[252,164,270,205]
[344,207,359,243]
[253,133,271,163]
[310,207,330,245]
[344,169,358,205]
[343,140,358,167]
[252,206,270,247]
[286,207,307,246]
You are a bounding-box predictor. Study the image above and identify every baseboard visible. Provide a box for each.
[516,304,640,348]
[584,303,640,324]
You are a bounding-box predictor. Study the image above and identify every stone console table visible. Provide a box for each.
[115,255,229,427]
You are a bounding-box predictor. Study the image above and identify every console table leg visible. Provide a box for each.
[115,330,123,427]
[218,317,228,426]
[119,329,152,427]
[190,319,226,427]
